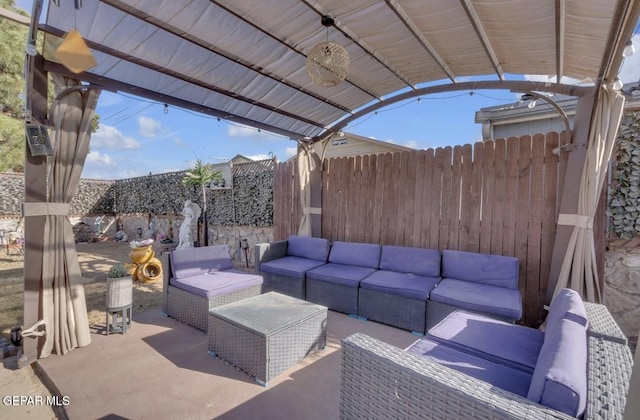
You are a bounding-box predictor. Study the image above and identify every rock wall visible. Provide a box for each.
[604,241,640,350]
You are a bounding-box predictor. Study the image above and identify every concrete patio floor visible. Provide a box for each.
[16,308,416,419]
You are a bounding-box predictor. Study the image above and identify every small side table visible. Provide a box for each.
[106,304,132,335]
[106,276,133,335]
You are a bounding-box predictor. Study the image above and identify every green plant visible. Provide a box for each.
[107,263,130,278]
[182,159,222,246]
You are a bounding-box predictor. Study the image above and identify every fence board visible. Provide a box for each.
[490,139,505,255]
[426,149,440,249]
[503,137,519,257]
[459,144,473,251]
[481,141,496,254]
[413,150,427,248]
[449,146,463,250]
[379,153,393,245]
[515,136,532,322]
[439,147,453,250]
[402,151,417,246]
[469,142,483,253]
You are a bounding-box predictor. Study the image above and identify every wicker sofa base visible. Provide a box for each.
[358,288,427,334]
[306,278,358,315]
[341,324,633,419]
[426,299,516,331]
[163,284,262,331]
[259,270,306,300]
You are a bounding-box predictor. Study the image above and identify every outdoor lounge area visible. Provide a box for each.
[5,0,640,419]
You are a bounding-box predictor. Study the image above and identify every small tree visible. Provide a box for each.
[182,159,222,246]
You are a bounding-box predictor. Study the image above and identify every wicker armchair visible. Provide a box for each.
[340,302,632,419]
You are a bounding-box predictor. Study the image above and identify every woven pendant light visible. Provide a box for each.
[305,16,349,87]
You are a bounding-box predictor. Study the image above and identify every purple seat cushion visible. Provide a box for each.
[442,250,519,289]
[427,310,544,372]
[430,278,522,320]
[170,269,263,299]
[287,235,331,262]
[406,338,533,398]
[360,270,439,300]
[170,245,233,279]
[379,245,441,277]
[527,318,588,417]
[328,241,381,269]
[546,288,588,330]
[259,256,327,280]
[306,263,377,287]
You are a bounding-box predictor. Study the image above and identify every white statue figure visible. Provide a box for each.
[177,200,201,250]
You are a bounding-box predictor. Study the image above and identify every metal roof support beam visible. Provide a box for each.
[459,0,504,80]
[317,79,591,142]
[555,0,565,81]
[384,0,455,83]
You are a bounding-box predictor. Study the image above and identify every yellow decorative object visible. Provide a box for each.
[136,258,163,283]
[129,245,153,265]
[54,29,97,74]
[128,245,163,283]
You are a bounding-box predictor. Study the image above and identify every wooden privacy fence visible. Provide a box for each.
[273,132,570,326]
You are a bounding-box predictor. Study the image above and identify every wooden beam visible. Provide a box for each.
[545,90,596,304]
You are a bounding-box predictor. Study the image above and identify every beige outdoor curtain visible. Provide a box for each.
[297,144,319,237]
[38,75,99,357]
[553,85,625,302]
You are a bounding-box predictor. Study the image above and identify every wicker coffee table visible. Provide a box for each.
[208,292,327,386]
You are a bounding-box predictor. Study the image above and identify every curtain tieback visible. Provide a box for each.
[22,319,47,338]
[22,202,70,217]
[558,213,593,229]
[303,207,322,215]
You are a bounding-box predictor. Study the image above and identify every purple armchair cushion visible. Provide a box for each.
[306,263,377,287]
[170,269,263,299]
[170,245,233,279]
[442,250,519,289]
[427,310,544,372]
[406,338,533,398]
[360,270,440,300]
[328,241,381,269]
[259,256,327,280]
[287,235,331,262]
[545,288,588,330]
[379,245,441,277]
[429,278,522,320]
[527,318,587,417]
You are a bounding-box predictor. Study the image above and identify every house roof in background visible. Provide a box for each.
[36,1,640,142]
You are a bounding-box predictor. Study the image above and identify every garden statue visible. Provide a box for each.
[177,200,201,250]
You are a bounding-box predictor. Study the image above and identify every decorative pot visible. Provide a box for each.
[136,257,163,283]
[129,245,153,265]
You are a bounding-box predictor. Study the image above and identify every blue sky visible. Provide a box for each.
[15,1,640,179]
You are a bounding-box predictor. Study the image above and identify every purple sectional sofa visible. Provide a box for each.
[257,236,523,334]
[341,288,632,419]
[161,244,263,331]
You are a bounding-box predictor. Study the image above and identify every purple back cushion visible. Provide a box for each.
[287,235,331,262]
[442,250,519,289]
[527,318,588,417]
[170,245,233,278]
[328,241,381,269]
[546,288,588,330]
[379,245,440,277]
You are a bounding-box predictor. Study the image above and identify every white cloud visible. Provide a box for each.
[285,147,297,158]
[91,125,141,150]
[404,140,419,149]
[85,150,114,166]
[228,124,261,137]
[138,116,161,138]
[247,154,270,160]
